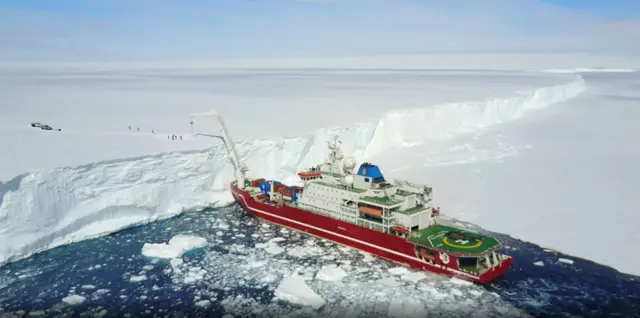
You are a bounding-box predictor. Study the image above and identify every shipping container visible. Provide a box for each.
[258,180,283,196]
[251,178,266,187]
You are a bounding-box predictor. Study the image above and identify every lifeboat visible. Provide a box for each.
[359,206,382,218]
[298,171,322,178]
[391,225,410,234]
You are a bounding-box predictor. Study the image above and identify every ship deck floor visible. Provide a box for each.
[459,264,483,274]
[408,224,500,255]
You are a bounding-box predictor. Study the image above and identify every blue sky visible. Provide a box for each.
[1,0,639,61]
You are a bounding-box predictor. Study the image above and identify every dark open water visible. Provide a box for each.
[0,205,638,317]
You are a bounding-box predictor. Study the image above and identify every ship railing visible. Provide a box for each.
[298,203,389,233]
[340,206,358,213]
[298,204,360,226]
[356,218,387,232]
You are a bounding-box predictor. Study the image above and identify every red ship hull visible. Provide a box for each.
[230,183,512,283]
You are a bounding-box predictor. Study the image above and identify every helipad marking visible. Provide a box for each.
[443,237,483,249]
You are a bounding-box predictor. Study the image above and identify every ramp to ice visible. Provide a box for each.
[0,76,585,266]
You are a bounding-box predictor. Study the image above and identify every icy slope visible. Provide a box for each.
[0,76,585,266]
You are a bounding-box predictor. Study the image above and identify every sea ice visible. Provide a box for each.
[387,294,425,318]
[129,275,147,282]
[141,234,207,259]
[274,274,326,310]
[315,265,348,282]
[388,267,409,276]
[264,245,284,255]
[195,299,211,307]
[450,277,473,286]
[0,71,587,274]
[359,251,376,262]
[183,267,207,284]
[401,271,427,281]
[27,310,45,316]
[61,294,86,305]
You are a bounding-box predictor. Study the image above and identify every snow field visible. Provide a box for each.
[0,74,585,269]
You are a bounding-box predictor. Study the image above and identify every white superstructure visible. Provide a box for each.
[270,136,438,234]
[191,109,438,235]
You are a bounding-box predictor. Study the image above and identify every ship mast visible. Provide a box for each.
[190,109,247,189]
[326,136,344,177]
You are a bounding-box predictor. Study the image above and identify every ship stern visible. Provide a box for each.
[477,254,514,283]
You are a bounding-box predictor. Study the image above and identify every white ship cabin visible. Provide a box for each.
[246,137,439,236]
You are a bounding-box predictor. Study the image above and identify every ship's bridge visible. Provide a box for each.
[357,162,385,183]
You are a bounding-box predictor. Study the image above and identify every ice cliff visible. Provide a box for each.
[0,76,585,266]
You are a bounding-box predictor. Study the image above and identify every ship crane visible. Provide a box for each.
[190,109,248,189]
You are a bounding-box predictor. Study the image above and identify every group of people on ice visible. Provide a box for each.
[128,126,183,140]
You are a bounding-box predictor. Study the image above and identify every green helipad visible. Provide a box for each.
[408,224,501,255]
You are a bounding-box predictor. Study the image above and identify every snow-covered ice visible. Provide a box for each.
[141,234,207,259]
[387,294,425,318]
[369,72,640,275]
[195,299,211,307]
[27,310,45,316]
[388,267,409,276]
[275,274,326,310]
[0,67,585,270]
[61,294,86,305]
[129,275,147,282]
[264,245,285,255]
[450,277,474,286]
[315,265,348,282]
[148,212,528,317]
[1,65,639,278]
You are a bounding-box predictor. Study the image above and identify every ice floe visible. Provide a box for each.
[275,274,326,310]
[61,294,86,305]
[141,234,207,259]
[315,265,348,282]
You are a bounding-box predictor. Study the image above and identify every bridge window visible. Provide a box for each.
[364,178,370,183]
